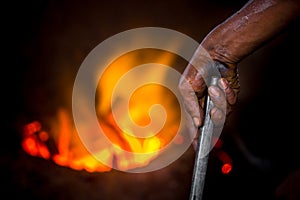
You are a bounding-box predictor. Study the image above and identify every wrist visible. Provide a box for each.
[200,37,239,68]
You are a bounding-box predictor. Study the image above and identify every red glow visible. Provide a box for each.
[218,150,232,164]
[213,138,223,149]
[38,144,51,159]
[23,121,41,136]
[22,138,38,156]
[21,134,51,159]
[38,131,49,142]
[217,150,233,174]
[221,163,232,174]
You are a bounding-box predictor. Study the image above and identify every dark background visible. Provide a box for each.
[2,0,300,199]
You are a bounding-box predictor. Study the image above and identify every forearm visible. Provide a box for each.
[201,0,300,65]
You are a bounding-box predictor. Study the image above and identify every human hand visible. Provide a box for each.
[178,46,239,148]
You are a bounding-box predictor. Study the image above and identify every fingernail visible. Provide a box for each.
[209,86,219,97]
[193,117,200,127]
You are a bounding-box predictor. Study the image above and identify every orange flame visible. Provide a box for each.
[22,49,184,172]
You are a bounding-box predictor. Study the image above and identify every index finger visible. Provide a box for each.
[178,73,204,127]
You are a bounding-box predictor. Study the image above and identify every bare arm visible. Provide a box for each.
[202,0,300,65]
[179,0,300,145]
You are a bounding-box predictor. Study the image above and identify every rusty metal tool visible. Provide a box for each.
[189,76,218,200]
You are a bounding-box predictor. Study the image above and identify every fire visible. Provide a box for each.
[21,49,183,172]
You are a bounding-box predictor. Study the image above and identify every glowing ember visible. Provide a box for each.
[21,49,183,172]
[221,163,232,174]
[217,149,233,175]
[22,121,50,160]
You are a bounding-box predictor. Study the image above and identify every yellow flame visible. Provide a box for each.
[22,48,183,172]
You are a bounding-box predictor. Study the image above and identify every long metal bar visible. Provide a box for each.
[189,76,218,200]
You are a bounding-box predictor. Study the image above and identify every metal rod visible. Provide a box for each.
[189,76,218,200]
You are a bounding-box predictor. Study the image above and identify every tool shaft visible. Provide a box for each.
[189,76,218,200]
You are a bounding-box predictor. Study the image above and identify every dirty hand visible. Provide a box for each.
[178,46,239,148]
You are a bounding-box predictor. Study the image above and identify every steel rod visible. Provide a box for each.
[189,76,218,200]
